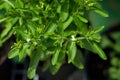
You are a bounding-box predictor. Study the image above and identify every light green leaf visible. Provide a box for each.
[18,50,24,61]
[94,26,104,33]
[19,17,23,26]
[45,22,57,35]
[77,15,88,23]
[4,0,15,8]
[18,43,29,61]
[17,0,24,8]
[68,41,77,63]
[52,47,61,65]
[94,9,109,17]
[0,17,9,23]
[27,51,41,79]
[27,67,36,79]
[60,12,68,22]
[1,17,18,39]
[1,23,11,39]
[0,31,12,47]
[8,48,19,59]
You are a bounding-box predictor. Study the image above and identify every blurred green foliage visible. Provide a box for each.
[101,32,120,80]
[0,0,108,79]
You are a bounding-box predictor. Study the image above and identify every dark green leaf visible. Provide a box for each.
[73,15,87,34]
[79,39,107,60]
[92,41,107,60]
[72,50,84,69]
[58,49,65,63]
[14,28,30,41]
[78,39,96,53]
[42,60,51,72]
[101,36,112,48]
[60,0,69,22]
[27,20,36,34]
[49,63,62,75]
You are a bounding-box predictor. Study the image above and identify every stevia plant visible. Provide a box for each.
[0,0,108,79]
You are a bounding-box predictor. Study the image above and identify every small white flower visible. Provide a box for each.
[26,38,31,42]
[71,35,76,41]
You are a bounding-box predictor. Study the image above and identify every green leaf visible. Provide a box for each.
[1,17,18,39]
[0,30,12,47]
[45,22,57,35]
[72,50,84,69]
[14,28,30,41]
[58,49,65,62]
[27,20,36,34]
[77,15,88,23]
[79,39,107,60]
[68,41,77,63]
[4,0,15,8]
[52,47,61,65]
[18,43,29,61]
[18,17,23,26]
[8,48,19,59]
[94,9,109,17]
[60,0,69,22]
[18,50,24,61]
[27,67,36,79]
[63,16,73,30]
[49,63,62,75]
[60,12,68,22]
[74,0,84,5]
[17,0,24,8]
[78,39,96,53]
[94,26,104,33]
[27,51,41,79]
[92,41,107,60]
[73,15,87,34]
[0,17,9,23]
[42,60,51,72]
